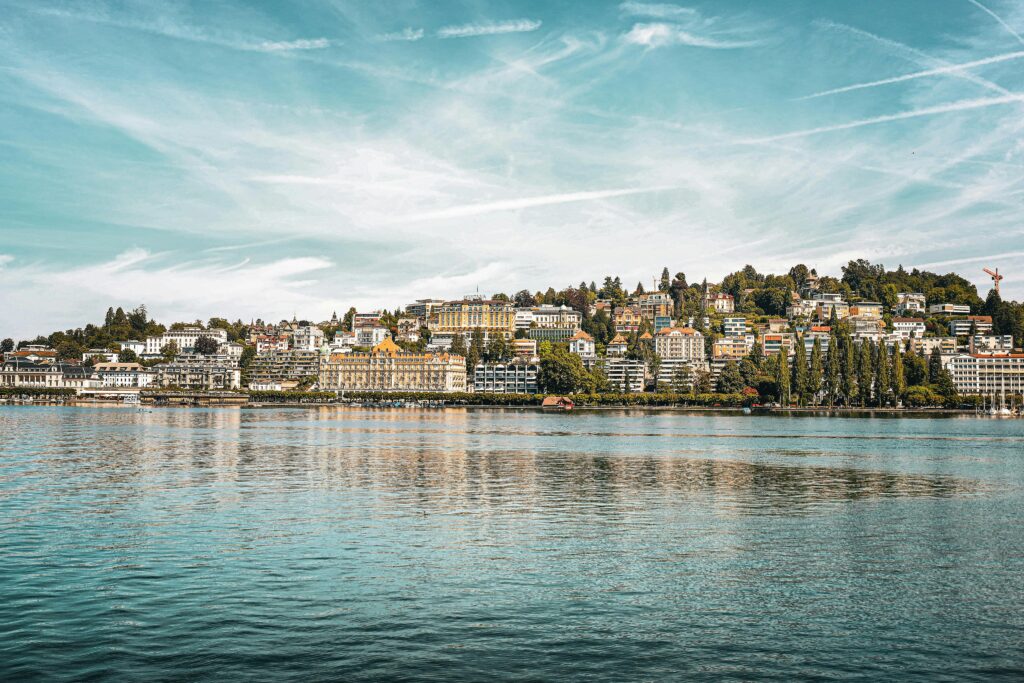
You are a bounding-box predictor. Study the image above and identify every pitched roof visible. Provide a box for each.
[608,333,628,345]
[639,331,653,340]
[570,330,593,341]
[656,327,697,336]
[370,337,401,356]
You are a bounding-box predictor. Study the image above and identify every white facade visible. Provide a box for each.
[971,335,1014,353]
[896,293,926,315]
[722,317,749,337]
[146,327,228,354]
[929,303,971,315]
[568,331,596,359]
[356,326,390,347]
[94,362,156,388]
[514,305,582,331]
[603,358,646,393]
[946,354,1024,396]
[654,328,705,360]
[949,317,993,336]
[892,318,927,340]
[292,326,325,351]
[473,362,539,394]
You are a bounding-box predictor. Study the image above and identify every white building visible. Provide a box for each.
[971,335,1015,353]
[473,362,539,394]
[82,349,118,363]
[115,340,147,356]
[722,317,749,337]
[356,326,390,347]
[93,362,156,388]
[949,316,993,337]
[946,353,1024,396]
[568,330,596,359]
[292,325,325,351]
[929,303,971,315]
[514,305,582,331]
[603,358,646,393]
[896,293,926,315]
[146,327,228,355]
[892,318,927,340]
[654,327,705,360]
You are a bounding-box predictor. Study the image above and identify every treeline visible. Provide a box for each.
[0,387,77,398]
[244,390,753,407]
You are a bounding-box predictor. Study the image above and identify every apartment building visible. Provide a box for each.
[292,325,325,351]
[892,318,927,340]
[473,362,539,394]
[946,354,1024,396]
[145,327,229,355]
[654,327,705,360]
[246,350,323,388]
[603,358,647,393]
[929,303,971,315]
[896,292,926,315]
[949,316,993,337]
[971,335,1014,353]
[568,330,596,359]
[93,362,156,388]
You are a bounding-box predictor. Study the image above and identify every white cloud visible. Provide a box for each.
[252,38,331,52]
[0,254,12,268]
[378,28,424,42]
[437,19,542,39]
[619,2,697,19]
[624,22,761,49]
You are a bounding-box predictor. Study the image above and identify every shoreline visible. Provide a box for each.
[0,399,1003,417]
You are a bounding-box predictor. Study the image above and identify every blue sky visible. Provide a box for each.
[1,0,1023,337]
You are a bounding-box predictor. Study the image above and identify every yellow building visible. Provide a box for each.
[319,338,467,393]
[433,298,515,339]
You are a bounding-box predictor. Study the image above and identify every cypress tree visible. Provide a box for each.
[824,335,840,406]
[792,336,808,406]
[809,337,824,406]
[775,353,791,405]
[858,340,873,407]
[841,334,857,406]
[891,347,906,403]
[928,347,943,384]
[877,341,890,406]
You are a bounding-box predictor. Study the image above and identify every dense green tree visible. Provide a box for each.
[824,334,840,406]
[660,267,671,292]
[717,361,744,394]
[194,335,220,355]
[876,342,891,406]
[538,344,593,394]
[0,338,12,353]
[671,364,692,393]
[692,368,713,395]
[841,336,857,406]
[117,348,139,363]
[928,347,944,384]
[449,333,467,357]
[891,347,906,401]
[239,345,257,369]
[160,341,179,361]
[774,353,791,404]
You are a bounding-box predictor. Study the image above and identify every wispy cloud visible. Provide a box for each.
[378,28,424,42]
[0,254,13,268]
[399,186,677,222]
[253,38,331,52]
[624,22,762,48]
[437,19,542,39]
[619,2,697,19]
[798,50,1024,100]
[966,0,1024,45]
[744,95,1024,143]
[914,250,1024,269]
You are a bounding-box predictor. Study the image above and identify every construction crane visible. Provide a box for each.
[983,267,1003,295]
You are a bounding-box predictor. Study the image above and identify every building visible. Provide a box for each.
[946,353,1024,396]
[713,336,753,360]
[93,362,156,388]
[908,337,958,355]
[155,362,241,390]
[803,329,831,356]
[654,327,705,360]
[115,340,147,356]
[320,338,466,393]
[292,325,325,351]
[356,326,390,347]
[512,338,538,359]
[515,304,582,331]
[763,332,796,357]
[352,311,383,329]
[722,317,749,337]
[613,306,643,334]
[892,318,927,340]
[637,292,673,320]
[473,362,539,394]
[971,335,1015,353]
[405,299,446,319]
[949,316,993,337]
[246,350,323,388]
[146,327,229,355]
[4,346,59,364]
[849,302,883,319]
[815,300,850,321]
[254,334,289,354]
[568,330,596,359]
[603,358,646,393]
[707,292,735,313]
[896,293,927,315]
[0,359,81,390]
[929,303,971,316]
[82,349,118,363]
[433,297,515,340]
[606,333,629,356]
[653,315,673,332]
[786,299,817,319]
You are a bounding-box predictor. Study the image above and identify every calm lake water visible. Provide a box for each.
[1,406,1023,681]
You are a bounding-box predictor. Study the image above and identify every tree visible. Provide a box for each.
[513,290,536,308]
[194,335,220,355]
[841,336,857,406]
[342,307,357,332]
[876,342,891,406]
[467,328,486,374]
[717,361,744,394]
[160,341,179,361]
[891,347,906,403]
[449,334,467,357]
[824,333,840,406]
[808,338,823,405]
[792,336,808,405]
[774,353,790,404]
[671,364,692,393]
[857,340,873,407]
[692,369,713,395]
[538,344,593,394]
[0,338,12,353]
[485,335,509,363]
[928,347,944,384]
[117,348,139,363]
[239,345,257,369]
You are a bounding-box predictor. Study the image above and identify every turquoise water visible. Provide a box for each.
[2,406,1023,681]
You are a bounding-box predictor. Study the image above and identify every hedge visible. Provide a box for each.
[0,387,77,397]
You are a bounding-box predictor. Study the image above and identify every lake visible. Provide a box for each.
[1,406,1022,681]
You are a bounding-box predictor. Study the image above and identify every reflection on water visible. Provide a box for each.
[1,406,1023,681]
